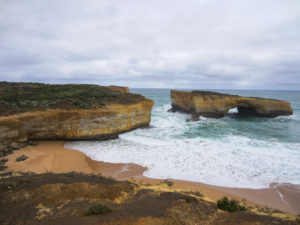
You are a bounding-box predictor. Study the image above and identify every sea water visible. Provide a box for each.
[66,89,300,188]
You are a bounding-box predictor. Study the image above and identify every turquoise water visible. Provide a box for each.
[66,89,300,188]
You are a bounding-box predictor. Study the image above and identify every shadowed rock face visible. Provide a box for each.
[170,90,293,120]
[0,82,154,147]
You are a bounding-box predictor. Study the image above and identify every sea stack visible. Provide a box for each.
[170,90,293,120]
[0,82,154,155]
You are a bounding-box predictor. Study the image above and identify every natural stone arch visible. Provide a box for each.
[170,90,293,121]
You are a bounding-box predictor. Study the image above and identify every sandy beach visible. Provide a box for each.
[2,141,300,216]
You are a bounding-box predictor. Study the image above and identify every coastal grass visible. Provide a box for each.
[0,82,145,116]
[217,196,247,212]
[84,204,112,216]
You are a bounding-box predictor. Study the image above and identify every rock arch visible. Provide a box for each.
[170,90,293,121]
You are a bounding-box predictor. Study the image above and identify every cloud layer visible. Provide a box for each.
[1,0,300,89]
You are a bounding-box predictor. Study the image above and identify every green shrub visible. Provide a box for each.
[160,179,174,187]
[84,204,112,216]
[217,197,246,212]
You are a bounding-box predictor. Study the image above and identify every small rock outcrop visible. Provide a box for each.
[16,155,28,162]
[0,82,154,155]
[170,90,293,120]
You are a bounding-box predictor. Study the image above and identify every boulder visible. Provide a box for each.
[16,155,28,162]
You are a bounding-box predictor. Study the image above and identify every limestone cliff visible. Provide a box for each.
[106,85,129,93]
[0,82,153,154]
[171,90,293,120]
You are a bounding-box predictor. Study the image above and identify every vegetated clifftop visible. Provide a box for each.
[170,90,293,120]
[0,82,153,154]
[0,172,297,225]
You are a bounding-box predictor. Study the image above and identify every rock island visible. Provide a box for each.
[170,90,293,120]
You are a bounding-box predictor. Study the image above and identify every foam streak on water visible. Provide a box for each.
[65,89,300,189]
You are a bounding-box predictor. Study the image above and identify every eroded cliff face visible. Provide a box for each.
[0,100,153,145]
[0,82,154,156]
[171,90,293,120]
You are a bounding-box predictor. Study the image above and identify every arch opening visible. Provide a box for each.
[237,106,258,117]
[227,107,238,114]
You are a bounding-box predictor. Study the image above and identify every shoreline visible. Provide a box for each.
[2,140,299,216]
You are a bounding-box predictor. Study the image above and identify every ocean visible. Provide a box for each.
[66,89,300,189]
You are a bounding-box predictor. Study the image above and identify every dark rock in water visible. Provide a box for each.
[0,166,8,171]
[187,113,200,122]
[16,155,28,162]
[168,108,177,112]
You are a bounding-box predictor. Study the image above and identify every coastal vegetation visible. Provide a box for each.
[0,172,297,224]
[217,196,247,212]
[0,82,146,116]
[84,204,112,216]
[160,179,174,187]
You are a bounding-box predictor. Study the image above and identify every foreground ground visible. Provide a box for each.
[0,172,298,225]
[3,141,300,216]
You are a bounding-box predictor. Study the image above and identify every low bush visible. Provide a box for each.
[84,204,112,216]
[217,196,246,212]
[160,179,174,187]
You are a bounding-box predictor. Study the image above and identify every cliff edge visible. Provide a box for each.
[170,90,293,120]
[0,82,153,156]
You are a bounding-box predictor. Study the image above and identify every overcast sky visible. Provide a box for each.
[1,0,300,90]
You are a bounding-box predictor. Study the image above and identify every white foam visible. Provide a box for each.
[228,107,238,114]
[66,133,300,189]
[65,103,300,189]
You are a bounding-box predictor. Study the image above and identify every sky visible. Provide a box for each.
[1,0,300,90]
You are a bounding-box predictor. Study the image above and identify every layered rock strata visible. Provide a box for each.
[0,82,153,156]
[170,90,293,120]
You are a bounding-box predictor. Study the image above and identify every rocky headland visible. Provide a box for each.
[1,83,299,224]
[0,82,153,157]
[170,90,293,120]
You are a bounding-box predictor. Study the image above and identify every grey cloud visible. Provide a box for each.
[0,0,300,89]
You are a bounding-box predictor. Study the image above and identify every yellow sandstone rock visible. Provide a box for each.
[0,82,153,146]
[170,90,293,120]
[0,100,153,144]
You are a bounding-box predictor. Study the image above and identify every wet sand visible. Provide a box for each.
[2,141,300,216]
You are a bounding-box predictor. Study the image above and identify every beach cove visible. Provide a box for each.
[4,141,300,216]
